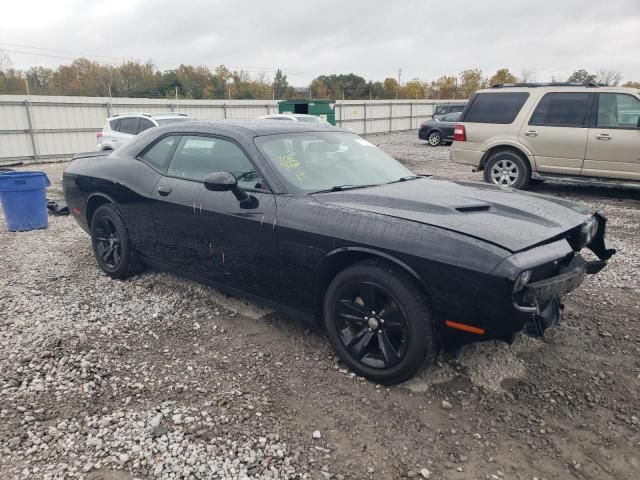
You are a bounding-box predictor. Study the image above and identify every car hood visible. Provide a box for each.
[314,178,593,252]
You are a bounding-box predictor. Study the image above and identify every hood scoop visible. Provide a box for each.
[455,204,492,213]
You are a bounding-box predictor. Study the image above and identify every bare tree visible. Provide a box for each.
[596,69,622,86]
[0,49,12,73]
[519,68,536,83]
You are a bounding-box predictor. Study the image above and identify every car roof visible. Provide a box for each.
[155,119,347,136]
[107,112,190,121]
[261,114,297,120]
[475,85,639,95]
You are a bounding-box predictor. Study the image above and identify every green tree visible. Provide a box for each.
[488,68,517,86]
[401,78,426,99]
[272,69,289,99]
[310,78,330,98]
[382,78,399,98]
[459,69,484,98]
[428,76,458,99]
[567,69,596,84]
[314,74,368,99]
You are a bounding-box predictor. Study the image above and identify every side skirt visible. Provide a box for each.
[141,256,317,325]
[532,172,640,190]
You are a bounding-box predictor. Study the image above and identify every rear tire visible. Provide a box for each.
[90,204,144,279]
[427,131,442,146]
[323,260,438,384]
[483,149,531,189]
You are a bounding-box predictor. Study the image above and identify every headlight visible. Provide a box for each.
[513,269,532,292]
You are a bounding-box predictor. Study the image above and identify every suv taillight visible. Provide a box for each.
[96,132,102,139]
[453,124,466,142]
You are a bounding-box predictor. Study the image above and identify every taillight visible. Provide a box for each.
[96,132,103,139]
[453,124,466,142]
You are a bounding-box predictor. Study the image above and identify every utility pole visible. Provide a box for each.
[24,78,30,96]
[175,86,178,101]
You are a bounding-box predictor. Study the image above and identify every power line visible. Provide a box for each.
[0,42,318,78]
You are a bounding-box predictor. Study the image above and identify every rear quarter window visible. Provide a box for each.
[140,136,180,172]
[109,119,121,131]
[462,92,529,124]
[119,117,140,135]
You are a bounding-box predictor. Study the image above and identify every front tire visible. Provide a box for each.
[427,131,442,146]
[484,149,531,189]
[90,204,144,279]
[323,260,438,384]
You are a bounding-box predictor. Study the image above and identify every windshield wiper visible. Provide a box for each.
[385,175,421,184]
[309,184,377,194]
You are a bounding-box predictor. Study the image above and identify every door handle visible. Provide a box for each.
[596,133,612,141]
[157,186,172,196]
[525,130,538,137]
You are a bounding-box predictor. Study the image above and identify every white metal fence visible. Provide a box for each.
[0,95,463,165]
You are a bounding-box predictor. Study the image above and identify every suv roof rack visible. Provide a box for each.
[111,112,189,118]
[491,82,602,88]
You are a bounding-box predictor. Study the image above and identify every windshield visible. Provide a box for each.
[155,117,191,126]
[255,132,415,194]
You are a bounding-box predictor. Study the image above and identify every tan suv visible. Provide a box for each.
[450,83,640,189]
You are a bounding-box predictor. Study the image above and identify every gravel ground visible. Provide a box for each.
[1,131,639,480]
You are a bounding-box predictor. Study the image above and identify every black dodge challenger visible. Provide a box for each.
[63,120,615,384]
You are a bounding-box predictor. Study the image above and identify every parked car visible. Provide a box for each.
[433,102,466,119]
[97,113,191,151]
[450,83,640,189]
[418,112,461,146]
[64,119,615,384]
[260,113,330,125]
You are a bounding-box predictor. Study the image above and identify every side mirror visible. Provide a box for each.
[204,171,237,192]
[203,171,257,208]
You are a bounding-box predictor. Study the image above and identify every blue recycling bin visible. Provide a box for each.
[0,171,51,231]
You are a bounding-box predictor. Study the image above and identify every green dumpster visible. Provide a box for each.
[278,99,336,125]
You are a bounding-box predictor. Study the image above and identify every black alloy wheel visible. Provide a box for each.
[324,260,438,384]
[90,204,144,279]
[93,215,122,270]
[334,282,408,369]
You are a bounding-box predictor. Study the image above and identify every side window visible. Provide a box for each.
[119,117,140,135]
[596,93,640,129]
[451,105,465,113]
[167,136,265,190]
[138,118,155,133]
[463,93,529,124]
[140,136,179,172]
[109,119,121,132]
[529,92,592,127]
[434,106,447,116]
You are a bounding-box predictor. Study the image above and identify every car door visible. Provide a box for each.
[583,92,640,180]
[519,92,593,175]
[150,134,279,299]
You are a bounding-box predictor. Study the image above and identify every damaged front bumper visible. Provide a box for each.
[513,254,587,314]
[512,213,616,315]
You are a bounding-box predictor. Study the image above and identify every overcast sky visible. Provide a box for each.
[2,0,639,85]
